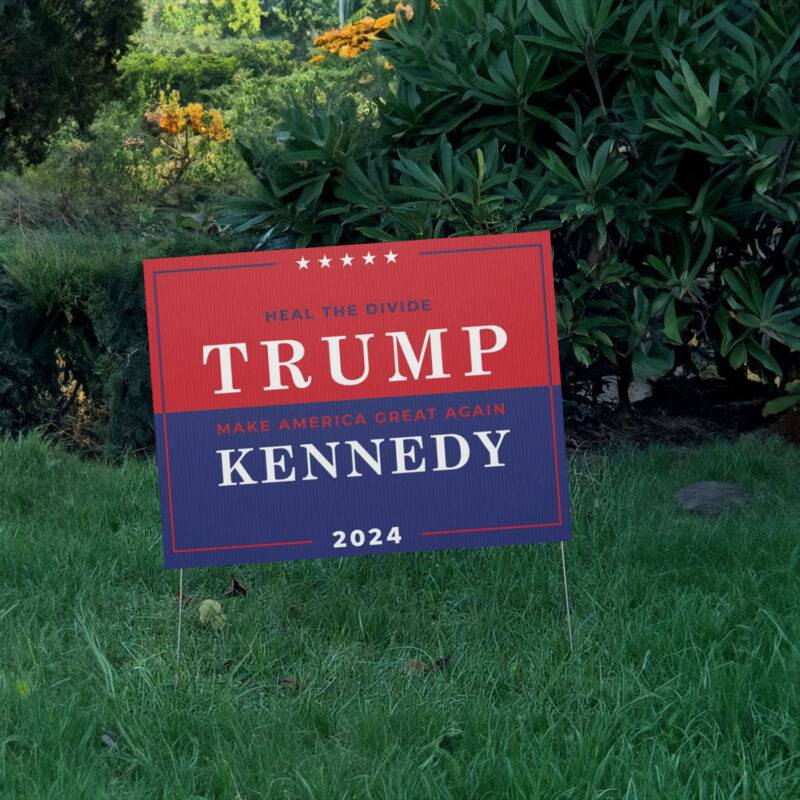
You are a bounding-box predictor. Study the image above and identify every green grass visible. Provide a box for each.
[1,432,799,799]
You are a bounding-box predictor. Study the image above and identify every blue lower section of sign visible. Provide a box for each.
[155,386,571,568]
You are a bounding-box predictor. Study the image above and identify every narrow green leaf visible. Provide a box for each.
[512,37,529,85]
[624,0,653,44]
[746,341,782,376]
[527,0,571,39]
[722,269,757,313]
[356,227,395,242]
[572,342,591,366]
[755,166,775,195]
[538,149,580,188]
[762,394,800,416]
[679,58,712,128]
[729,341,747,369]
[715,14,757,64]
[664,299,681,343]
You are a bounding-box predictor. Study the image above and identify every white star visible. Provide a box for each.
[297,257,309,270]
[319,255,332,268]
[341,253,353,266]
[385,250,398,263]
[363,251,376,265]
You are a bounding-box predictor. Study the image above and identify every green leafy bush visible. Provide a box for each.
[120,52,241,105]
[261,0,338,45]
[0,270,35,432]
[152,0,262,38]
[0,98,247,235]
[201,50,388,165]
[0,107,163,232]
[229,0,800,405]
[119,40,296,107]
[0,229,254,454]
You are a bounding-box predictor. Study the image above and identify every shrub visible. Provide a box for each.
[228,0,800,406]
[210,49,387,142]
[119,51,241,106]
[145,89,234,191]
[0,229,255,455]
[261,0,338,45]
[0,106,163,232]
[0,94,247,235]
[0,270,35,432]
[118,41,296,108]
[151,0,262,38]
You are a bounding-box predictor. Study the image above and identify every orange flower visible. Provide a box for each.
[185,103,204,134]
[205,109,232,142]
[311,2,423,59]
[151,90,231,142]
[374,13,395,30]
[314,28,340,46]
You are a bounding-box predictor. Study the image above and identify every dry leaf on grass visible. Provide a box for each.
[400,654,451,674]
[278,676,307,691]
[225,573,248,598]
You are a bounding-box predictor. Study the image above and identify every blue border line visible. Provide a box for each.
[418,244,542,255]
[153,273,168,414]
[154,261,275,277]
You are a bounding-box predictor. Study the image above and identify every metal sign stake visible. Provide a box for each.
[560,542,574,653]
[174,568,184,689]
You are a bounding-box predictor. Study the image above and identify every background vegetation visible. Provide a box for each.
[1,5,798,797]
[0,0,384,453]
[1,0,799,454]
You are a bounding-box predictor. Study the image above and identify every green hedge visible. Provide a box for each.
[0,231,253,455]
[118,39,296,106]
[228,0,800,406]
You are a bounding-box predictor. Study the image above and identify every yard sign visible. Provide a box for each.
[144,232,571,569]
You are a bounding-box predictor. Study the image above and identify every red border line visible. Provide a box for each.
[154,242,566,556]
[421,521,562,536]
[176,540,313,553]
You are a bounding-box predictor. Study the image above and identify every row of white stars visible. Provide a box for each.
[296,250,398,270]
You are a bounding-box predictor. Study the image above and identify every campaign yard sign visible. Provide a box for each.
[143,232,571,569]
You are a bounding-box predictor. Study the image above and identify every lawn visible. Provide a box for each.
[1,432,799,799]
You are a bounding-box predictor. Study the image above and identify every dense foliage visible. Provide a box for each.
[232,0,800,407]
[2,0,799,452]
[0,231,254,454]
[119,41,296,107]
[0,0,144,167]
[0,0,387,452]
[149,0,262,38]
[261,0,337,42]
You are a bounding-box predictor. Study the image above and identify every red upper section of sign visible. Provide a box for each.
[143,233,559,415]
